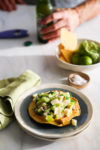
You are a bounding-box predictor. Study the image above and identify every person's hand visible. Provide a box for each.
[40,8,80,42]
[0,0,24,12]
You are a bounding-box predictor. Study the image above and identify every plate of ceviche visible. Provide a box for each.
[15,84,93,140]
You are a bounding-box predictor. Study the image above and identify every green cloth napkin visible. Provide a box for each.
[0,70,40,130]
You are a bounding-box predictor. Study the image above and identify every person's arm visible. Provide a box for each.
[40,0,100,42]
[75,0,100,24]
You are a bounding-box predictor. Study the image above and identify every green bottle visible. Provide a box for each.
[36,0,54,43]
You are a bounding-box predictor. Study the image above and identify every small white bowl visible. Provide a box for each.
[56,38,100,72]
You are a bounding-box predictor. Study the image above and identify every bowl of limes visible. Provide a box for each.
[56,37,100,72]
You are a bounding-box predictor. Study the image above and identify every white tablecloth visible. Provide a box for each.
[0,5,100,150]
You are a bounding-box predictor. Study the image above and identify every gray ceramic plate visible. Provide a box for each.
[15,84,93,139]
[18,119,90,141]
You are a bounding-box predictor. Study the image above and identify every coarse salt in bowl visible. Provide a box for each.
[68,72,90,90]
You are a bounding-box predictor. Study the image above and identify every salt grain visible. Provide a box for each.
[71,74,87,85]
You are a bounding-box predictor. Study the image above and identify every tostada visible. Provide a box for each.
[28,90,81,127]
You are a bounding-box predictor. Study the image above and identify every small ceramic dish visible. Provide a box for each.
[56,38,100,72]
[15,84,93,139]
[68,72,90,90]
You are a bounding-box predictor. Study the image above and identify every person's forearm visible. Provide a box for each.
[74,0,100,24]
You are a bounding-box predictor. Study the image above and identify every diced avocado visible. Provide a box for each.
[46,115,54,122]
[36,97,50,105]
[49,96,58,101]
[41,97,50,103]
[51,105,56,111]
[55,103,61,107]
[42,103,47,106]
[65,96,70,100]
[37,108,42,113]
[59,93,65,96]
[38,92,49,98]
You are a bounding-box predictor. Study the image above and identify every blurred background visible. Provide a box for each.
[24,0,85,8]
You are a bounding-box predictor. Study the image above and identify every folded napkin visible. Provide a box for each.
[0,70,40,130]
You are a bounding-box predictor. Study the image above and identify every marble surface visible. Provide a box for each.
[0,5,100,150]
